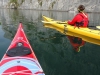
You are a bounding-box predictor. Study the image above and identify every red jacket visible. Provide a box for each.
[68,12,89,27]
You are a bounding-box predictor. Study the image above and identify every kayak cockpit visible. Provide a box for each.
[6,42,32,57]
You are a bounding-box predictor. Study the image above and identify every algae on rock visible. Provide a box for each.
[9,0,25,9]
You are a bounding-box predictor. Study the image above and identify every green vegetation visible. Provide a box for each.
[49,1,56,9]
[9,0,25,9]
[51,1,56,8]
[20,0,25,5]
[38,0,42,6]
[9,0,19,9]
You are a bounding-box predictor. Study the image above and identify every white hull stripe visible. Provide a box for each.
[0,58,44,75]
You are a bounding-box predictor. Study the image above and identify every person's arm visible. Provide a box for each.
[68,14,81,25]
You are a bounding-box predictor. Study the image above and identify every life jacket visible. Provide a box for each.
[75,13,89,28]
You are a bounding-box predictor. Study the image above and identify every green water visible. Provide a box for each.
[0,9,100,75]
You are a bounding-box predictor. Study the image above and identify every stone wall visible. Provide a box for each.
[0,0,100,12]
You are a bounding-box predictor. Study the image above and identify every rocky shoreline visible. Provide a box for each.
[0,0,100,12]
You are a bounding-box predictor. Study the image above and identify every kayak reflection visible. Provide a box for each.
[67,35,85,52]
[39,32,85,52]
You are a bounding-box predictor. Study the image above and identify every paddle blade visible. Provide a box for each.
[96,26,100,29]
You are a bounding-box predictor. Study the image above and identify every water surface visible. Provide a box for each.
[0,9,100,75]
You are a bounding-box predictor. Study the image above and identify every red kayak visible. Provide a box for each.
[0,23,45,75]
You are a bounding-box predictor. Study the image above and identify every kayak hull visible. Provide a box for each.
[42,16,100,46]
[0,23,45,75]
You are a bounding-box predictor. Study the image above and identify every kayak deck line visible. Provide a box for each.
[10,36,29,47]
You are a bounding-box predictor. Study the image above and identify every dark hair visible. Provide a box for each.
[78,5,85,12]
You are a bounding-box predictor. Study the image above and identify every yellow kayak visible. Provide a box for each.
[42,15,100,46]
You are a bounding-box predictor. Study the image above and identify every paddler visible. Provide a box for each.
[68,5,89,27]
[67,5,89,52]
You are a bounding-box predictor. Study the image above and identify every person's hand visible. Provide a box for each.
[64,21,68,24]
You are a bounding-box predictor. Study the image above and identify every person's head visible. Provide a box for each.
[77,5,85,12]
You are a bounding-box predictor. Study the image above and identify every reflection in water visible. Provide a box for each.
[67,35,86,52]
[0,9,100,75]
[0,26,11,59]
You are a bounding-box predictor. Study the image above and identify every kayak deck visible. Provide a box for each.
[0,23,45,75]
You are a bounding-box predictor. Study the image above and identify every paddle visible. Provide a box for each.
[42,21,100,29]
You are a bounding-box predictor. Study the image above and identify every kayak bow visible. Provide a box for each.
[0,23,45,75]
